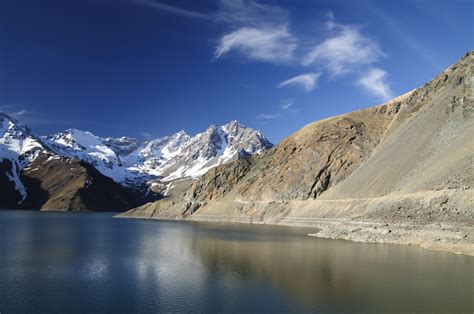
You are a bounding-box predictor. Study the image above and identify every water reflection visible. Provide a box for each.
[0,211,472,313]
[186,222,473,313]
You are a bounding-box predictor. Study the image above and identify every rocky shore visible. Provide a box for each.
[119,188,474,255]
[310,220,473,256]
[117,212,473,256]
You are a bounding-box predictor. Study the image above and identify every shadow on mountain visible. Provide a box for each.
[19,175,50,210]
[0,159,24,208]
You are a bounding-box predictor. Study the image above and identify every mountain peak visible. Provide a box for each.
[63,128,96,138]
[222,120,245,131]
[225,119,242,127]
[174,130,188,137]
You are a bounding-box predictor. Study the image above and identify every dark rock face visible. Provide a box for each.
[102,136,143,156]
[0,159,23,208]
[189,158,253,203]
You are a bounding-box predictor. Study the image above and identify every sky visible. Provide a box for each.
[0,0,472,143]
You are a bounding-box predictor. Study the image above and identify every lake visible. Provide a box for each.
[0,210,472,313]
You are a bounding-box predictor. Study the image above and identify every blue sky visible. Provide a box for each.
[0,0,472,143]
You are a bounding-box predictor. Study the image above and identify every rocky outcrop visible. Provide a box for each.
[190,157,254,203]
[119,52,474,254]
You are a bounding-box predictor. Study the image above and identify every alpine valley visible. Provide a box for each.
[0,117,272,210]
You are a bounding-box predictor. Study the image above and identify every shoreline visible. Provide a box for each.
[116,213,474,256]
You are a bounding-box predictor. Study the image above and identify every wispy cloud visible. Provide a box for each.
[214,0,296,63]
[324,11,336,30]
[280,99,295,110]
[0,104,131,133]
[257,98,300,122]
[0,106,47,125]
[257,113,281,120]
[299,13,393,101]
[11,109,29,116]
[127,1,395,103]
[303,21,384,77]
[358,68,393,100]
[215,26,296,63]
[129,0,209,20]
[277,73,321,92]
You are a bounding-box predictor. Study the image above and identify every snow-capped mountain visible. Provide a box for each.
[44,120,273,184]
[45,129,130,182]
[0,113,49,164]
[0,113,52,203]
[151,120,273,180]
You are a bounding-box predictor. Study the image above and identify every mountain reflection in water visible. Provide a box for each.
[0,211,472,313]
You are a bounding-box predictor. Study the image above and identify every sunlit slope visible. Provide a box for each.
[322,53,473,199]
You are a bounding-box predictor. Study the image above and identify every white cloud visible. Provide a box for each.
[214,0,296,64]
[303,23,384,77]
[215,26,296,63]
[300,13,393,100]
[325,11,336,30]
[1,106,30,119]
[129,0,209,20]
[0,106,51,125]
[277,72,321,92]
[131,1,396,102]
[280,99,295,110]
[358,68,393,100]
[12,109,28,116]
[257,99,298,122]
[257,113,281,120]
[129,1,396,104]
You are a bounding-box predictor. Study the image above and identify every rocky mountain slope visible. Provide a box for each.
[20,154,142,211]
[0,113,272,211]
[120,52,474,255]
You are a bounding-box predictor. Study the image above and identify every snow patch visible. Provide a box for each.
[5,160,27,204]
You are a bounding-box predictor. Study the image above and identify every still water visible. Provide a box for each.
[0,210,472,313]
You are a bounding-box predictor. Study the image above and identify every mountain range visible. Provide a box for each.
[0,116,272,210]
